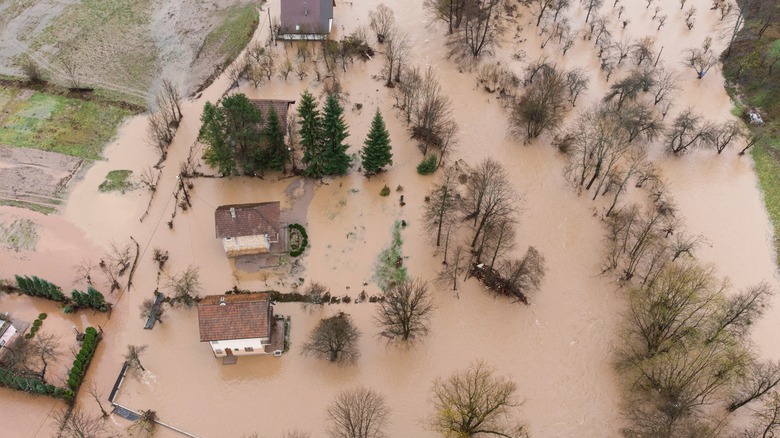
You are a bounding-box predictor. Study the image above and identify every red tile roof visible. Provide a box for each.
[249,99,295,133]
[198,293,271,341]
[214,202,280,239]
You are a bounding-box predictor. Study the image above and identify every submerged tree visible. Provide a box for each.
[449,0,507,59]
[125,344,148,373]
[368,3,395,43]
[510,63,569,140]
[375,278,435,343]
[326,386,390,438]
[429,361,527,437]
[165,265,202,308]
[302,312,361,364]
[264,106,289,172]
[361,110,393,175]
[463,158,519,248]
[51,408,106,438]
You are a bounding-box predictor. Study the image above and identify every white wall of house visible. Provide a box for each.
[221,235,270,256]
[209,337,270,357]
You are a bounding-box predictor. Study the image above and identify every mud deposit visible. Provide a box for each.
[0,0,778,437]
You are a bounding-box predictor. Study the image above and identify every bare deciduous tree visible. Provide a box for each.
[369,3,395,43]
[585,0,604,23]
[684,39,718,79]
[665,108,715,154]
[165,265,202,308]
[707,282,773,345]
[448,0,507,59]
[140,297,165,324]
[729,359,780,412]
[522,0,556,27]
[411,67,457,157]
[429,361,528,437]
[424,0,469,34]
[375,278,435,343]
[87,381,110,418]
[510,63,569,140]
[463,158,519,248]
[51,409,106,438]
[438,244,466,291]
[631,36,656,66]
[126,344,148,373]
[423,167,461,247]
[383,28,409,87]
[128,409,158,438]
[707,120,744,154]
[326,386,390,438]
[500,246,546,299]
[302,312,361,364]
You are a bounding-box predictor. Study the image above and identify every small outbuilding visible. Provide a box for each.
[279,0,335,40]
[215,202,282,257]
[197,293,286,363]
[0,316,24,362]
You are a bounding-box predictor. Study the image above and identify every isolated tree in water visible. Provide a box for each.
[199,93,265,176]
[297,90,324,177]
[360,109,393,176]
[264,106,288,172]
[321,94,352,175]
[302,312,361,364]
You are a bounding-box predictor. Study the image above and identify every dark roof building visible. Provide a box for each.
[279,0,335,40]
[198,293,271,342]
[249,99,295,133]
[214,202,281,239]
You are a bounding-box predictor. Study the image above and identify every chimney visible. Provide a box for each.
[230,207,236,219]
[219,296,226,306]
[304,1,308,16]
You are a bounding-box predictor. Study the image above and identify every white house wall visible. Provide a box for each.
[209,337,269,357]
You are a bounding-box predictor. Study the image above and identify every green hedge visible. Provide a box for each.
[67,327,100,391]
[70,286,109,312]
[15,275,66,302]
[289,224,309,257]
[0,368,73,401]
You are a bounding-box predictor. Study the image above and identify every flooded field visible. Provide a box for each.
[1,0,778,436]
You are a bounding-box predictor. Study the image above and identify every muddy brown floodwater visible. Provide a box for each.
[1,0,779,436]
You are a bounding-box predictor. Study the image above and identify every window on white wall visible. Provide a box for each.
[215,349,223,354]
[245,347,254,352]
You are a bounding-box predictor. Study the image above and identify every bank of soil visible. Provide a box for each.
[1,0,779,437]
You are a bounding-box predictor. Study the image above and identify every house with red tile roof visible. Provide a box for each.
[279,0,335,40]
[214,202,282,257]
[197,293,286,363]
[249,99,295,134]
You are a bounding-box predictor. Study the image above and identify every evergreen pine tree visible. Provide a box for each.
[264,106,288,172]
[360,109,393,175]
[297,91,324,177]
[199,94,264,176]
[321,94,352,175]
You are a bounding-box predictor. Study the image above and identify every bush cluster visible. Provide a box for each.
[67,327,100,391]
[0,368,73,401]
[289,224,309,257]
[15,275,66,302]
[417,155,438,175]
[70,286,109,312]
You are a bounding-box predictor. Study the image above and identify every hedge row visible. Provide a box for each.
[14,275,109,313]
[70,287,109,312]
[0,367,73,401]
[67,327,100,391]
[289,224,309,257]
[15,275,66,302]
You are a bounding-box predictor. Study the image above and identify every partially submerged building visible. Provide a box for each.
[249,99,295,134]
[214,202,282,257]
[197,293,286,363]
[279,0,335,40]
[0,315,23,362]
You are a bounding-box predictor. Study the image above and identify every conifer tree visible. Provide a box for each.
[297,91,324,177]
[321,94,352,175]
[264,106,288,172]
[361,109,393,175]
[199,94,265,176]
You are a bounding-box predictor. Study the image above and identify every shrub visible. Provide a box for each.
[38,313,47,320]
[32,320,42,327]
[380,185,391,196]
[62,305,74,314]
[66,326,101,391]
[417,155,438,175]
[0,367,72,401]
[289,224,309,257]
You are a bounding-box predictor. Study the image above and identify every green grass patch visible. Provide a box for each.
[373,221,408,292]
[751,140,780,255]
[0,219,38,251]
[0,200,56,215]
[0,84,131,159]
[201,4,259,68]
[98,169,134,193]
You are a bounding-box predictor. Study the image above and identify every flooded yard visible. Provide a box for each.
[1,0,778,436]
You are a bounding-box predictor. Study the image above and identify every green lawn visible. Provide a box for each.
[98,169,134,193]
[0,85,131,159]
[202,4,260,68]
[751,139,780,255]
